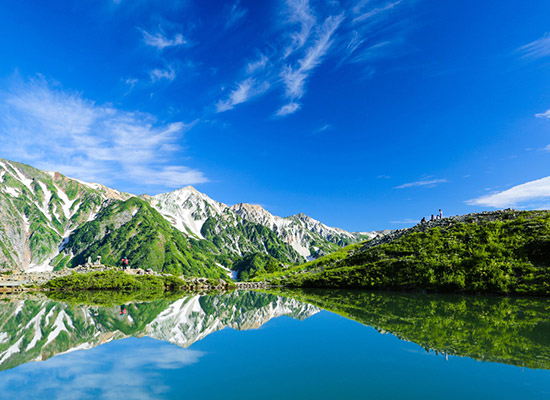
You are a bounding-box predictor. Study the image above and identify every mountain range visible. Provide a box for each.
[0,159,378,277]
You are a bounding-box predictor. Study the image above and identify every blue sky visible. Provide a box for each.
[0,0,549,231]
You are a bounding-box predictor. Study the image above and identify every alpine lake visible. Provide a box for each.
[0,289,548,399]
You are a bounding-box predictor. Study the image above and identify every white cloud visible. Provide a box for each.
[466,177,550,208]
[216,78,270,113]
[540,144,550,152]
[141,29,186,50]
[246,54,269,74]
[0,78,206,190]
[352,0,403,24]
[345,30,365,59]
[124,78,138,88]
[283,0,317,58]
[150,65,176,82]
[0,338,204,400]
[281,13,344,99]
[225,1,248,29]
[394,178,448,189]
[535,109,550,119]
[275,102,301,116]
[316,123,332,133]
[214,0,411,116]
[518,33,550,59]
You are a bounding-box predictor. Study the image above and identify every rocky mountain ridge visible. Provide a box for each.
[0,159,378,274]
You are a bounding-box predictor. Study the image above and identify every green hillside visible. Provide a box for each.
[262,210,550,295]
[64,197,229,278]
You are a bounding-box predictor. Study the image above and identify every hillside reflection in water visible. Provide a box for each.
[0,290,547,399]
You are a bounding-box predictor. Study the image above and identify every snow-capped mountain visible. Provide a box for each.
[151,190,378,260]
[0,158,380,273]
[0,159,132,272]
[0,292,319,371]
[151,186,227,239]
[230,204,376,258]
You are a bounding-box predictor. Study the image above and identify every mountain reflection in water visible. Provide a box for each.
[0,290,548,372]
[0,291,319,371]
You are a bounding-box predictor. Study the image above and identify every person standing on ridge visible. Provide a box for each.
[121,256,129,270]
[439,209,443,219]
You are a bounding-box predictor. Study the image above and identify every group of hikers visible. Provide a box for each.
[420,209,443,224]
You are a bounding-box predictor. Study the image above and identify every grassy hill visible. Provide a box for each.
[259,210,550,295]
[64,198,230,278]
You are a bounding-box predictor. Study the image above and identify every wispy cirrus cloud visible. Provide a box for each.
[394,178,448,189]
[225,0,248,29]
[214,0,414,117]
[246,53,269,74]
[283,0,317,58]
[518,33,550,59]
[150,64,177,82]
[275,102,301,116]
[0,78,206,191]
[216,78,270,113]
[316,123,332,133]
[140,29,186,50]
[281,13,344,101]
[535,109,550,119]
[466,177,550,208]
[352,0,403,24]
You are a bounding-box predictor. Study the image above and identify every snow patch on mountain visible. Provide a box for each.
[3,186,20,197]
[152,186,227,239]
[13,302,24,316]
[59,342,95,355]
[45,310,74,346]
[25,307,47,351]
[0,337,23,364]
[27,256,56,272]
[230,203,373,258]
[36,181,53,221]
[7,162,33,191]
[55,184,77,219]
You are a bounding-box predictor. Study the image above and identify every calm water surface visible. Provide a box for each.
[0,290,548,399]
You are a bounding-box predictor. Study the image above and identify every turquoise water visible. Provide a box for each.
[0,291,548,399]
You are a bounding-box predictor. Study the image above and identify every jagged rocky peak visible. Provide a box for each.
[230,203,284,229]
[288,212,353,237]
[151,186,227,239]
[154,186,227,210]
